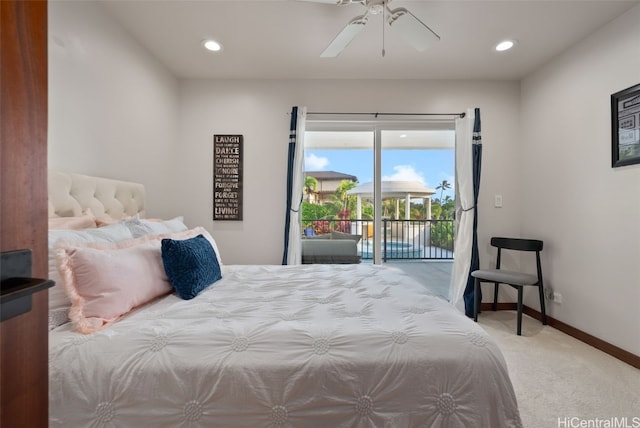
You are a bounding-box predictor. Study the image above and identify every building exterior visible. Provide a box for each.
[304,171,358,204]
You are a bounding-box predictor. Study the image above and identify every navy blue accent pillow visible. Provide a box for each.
[161,234,222,300]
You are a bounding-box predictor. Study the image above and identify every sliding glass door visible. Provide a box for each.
[304,117,454,265]
[379,129,455,262]
[304,127,375,259]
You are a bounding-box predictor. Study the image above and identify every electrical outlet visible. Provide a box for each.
[544,287,554,300]
[494,194,503,208]
[552,292,563,304]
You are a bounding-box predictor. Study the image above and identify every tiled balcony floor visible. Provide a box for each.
[363,259,453,300]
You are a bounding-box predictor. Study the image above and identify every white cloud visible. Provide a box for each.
[382,165,425,184]
[305,153,329,170]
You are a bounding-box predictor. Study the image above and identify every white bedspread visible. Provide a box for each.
[50,264,521,427]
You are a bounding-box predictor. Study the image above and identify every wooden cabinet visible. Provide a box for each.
[0,0,50,426]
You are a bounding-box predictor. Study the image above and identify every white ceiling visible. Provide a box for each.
[305,130,455,149]
[99,0,638,81]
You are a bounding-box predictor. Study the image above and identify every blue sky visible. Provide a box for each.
[305,148,455,200]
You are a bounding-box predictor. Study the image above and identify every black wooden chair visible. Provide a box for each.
[471,237,547,335]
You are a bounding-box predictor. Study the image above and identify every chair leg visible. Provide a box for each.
[516,287,523,336]
[474,278,480,322]
[493,282,499,311]
[538,283,547,325]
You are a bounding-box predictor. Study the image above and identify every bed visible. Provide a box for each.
[47,171,522,427]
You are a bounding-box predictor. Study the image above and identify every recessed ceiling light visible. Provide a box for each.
[495,40,515,52]
[399,134,407,138]
[202,39,222,52]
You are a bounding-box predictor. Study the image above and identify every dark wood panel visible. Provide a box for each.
[0,0,49,426]
[521,305,640,369]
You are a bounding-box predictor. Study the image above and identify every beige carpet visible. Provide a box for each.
[478,311,640,428]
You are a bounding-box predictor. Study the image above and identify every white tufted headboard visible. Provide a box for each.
[48,171,146,220]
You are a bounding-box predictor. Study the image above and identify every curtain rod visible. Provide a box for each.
[307,111,466,118]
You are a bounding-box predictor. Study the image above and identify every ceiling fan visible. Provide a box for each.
[300,0,440,57]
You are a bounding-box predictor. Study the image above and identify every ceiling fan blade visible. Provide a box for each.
[387,7,440,52]
[321,14,368,57]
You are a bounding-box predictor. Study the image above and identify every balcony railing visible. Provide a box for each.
[303,219,454,260]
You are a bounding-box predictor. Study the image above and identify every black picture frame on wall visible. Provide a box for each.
[611,83,640,168]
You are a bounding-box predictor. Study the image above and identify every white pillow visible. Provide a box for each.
[123,216,188,238]
[48,222,135,330]
[122,216,223,265]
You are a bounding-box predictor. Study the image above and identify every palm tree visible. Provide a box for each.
[333,180,357,213]
[304,176,318,203]
[436,179,451,203]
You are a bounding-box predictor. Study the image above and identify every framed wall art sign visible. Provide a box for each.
[213,134,243,220]
[611,83,640,168]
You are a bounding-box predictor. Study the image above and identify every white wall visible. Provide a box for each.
[177,80,521,265]
[48,1,180,219]
[520,4,640,355]
[48,0,639,356]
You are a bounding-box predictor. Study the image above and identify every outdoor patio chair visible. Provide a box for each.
[471,237,547,335]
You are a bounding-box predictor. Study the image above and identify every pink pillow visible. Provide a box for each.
[94,216,130,227]
[55,227,212,333]
[49,213,97,230]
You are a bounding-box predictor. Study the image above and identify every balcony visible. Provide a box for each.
[303,218,454,261]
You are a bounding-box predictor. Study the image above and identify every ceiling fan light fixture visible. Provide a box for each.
[202,39,223,52]
[495,40,515,52]
[307,0,439,56]
[369,4,384,15]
